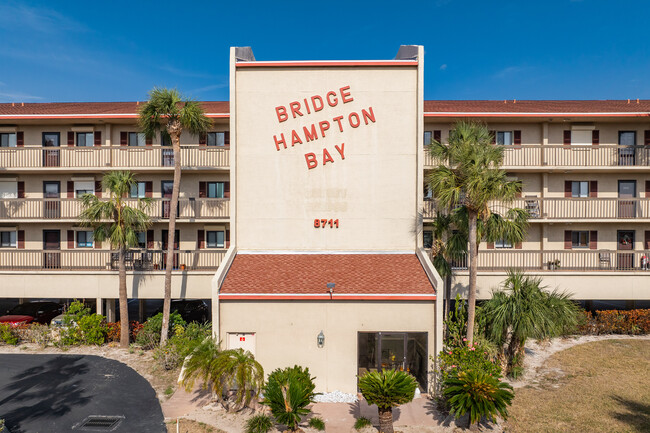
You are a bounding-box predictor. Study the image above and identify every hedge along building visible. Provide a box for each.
[212,46,444,393]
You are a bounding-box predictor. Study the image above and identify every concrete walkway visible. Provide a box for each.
[161,384,212,419]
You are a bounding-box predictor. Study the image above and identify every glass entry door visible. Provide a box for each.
[618,131,636,166]
[42,132,60,167]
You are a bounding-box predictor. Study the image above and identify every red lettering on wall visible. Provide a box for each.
[303,98,311,114]
[349,112,360,128]
[323,148,334,165]
[311,95,324,112]
[303,125,318,142]
[291,130,303,146]
[332,116,344,132]
[335,143,345,160]
[276,106,288,123]
[305,153,318,169]
[289,101,303,118]
[362,107,376,124]
[319,120,330,137]
[340,85,353,103]
[274,133,287,151]
[326,91,338,107]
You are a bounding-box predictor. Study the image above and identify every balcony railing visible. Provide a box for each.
[434,250,650,272]
[0,198,229,220]
[0,249,225,271]
[0,146,229,169]
[424,198,650,220]
[424,145,650,168]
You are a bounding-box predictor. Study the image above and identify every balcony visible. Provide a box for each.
[0,198,229,221]
[424,145,650,170]
[423,198,650,221]
[0,249,225,271]
[441,250,650,272]
[0,146,229,170]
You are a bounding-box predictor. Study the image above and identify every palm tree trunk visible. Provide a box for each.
[378,407,394,433]
[161,131,181,346]
[118,248,129,348]
[466,210,478,345]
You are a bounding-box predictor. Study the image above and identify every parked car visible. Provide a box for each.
[0,302,63,326]
[154,300,210,324]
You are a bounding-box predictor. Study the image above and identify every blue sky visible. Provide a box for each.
[1,0,649,103]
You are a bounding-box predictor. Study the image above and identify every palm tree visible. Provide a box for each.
[481,270,581,375]
[427,120,527,344]
[358,370,418,433]
[138,87,212,346]
[79,171,152,348]
[263,366,316,432]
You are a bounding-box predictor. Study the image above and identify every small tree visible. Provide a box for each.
[79,171,151,348]
[138,87,212,346]
[358,370,418,433]
[262,366,316,432]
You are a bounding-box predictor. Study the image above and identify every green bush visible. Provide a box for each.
[153,322,210,370]
[245,414,273,433]
[60,301,107,345]
[443,369,514,428]
[358,370,418,433]
[437,342,501,383]
[263,365,316,430]
[0,323,19,345]
[354,416,372,430]
[308,416,325,431]
[136,312,186,348]
[78,314,108,345]
[28,323,52,348]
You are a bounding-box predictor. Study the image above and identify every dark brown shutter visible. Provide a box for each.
[16,131,24,147]
[95,239,101,249]
[589,231,598,249]
[433,130,441,143]
[486,242,494,249]
[145,135,152,146]
[565,181,572,198]
[174,230,179,250]
[95,181,102,198]
[563,130,571,146]
[513,130,522,147]
[17,230,25,249]
[145,181,153,198]
[94,131,102,146]
[120,131,128,145]
[197,230,205,249]
[225,229,230,248]
[17,181,25,198]
[67,181,74,198]
[199,182,206,198]
[515,242,522,249]
[489,130,496,145]
[590,181,598,198]
[67,230,75,249]
[199,133,207,146]
[646,180,650,198]
[644,130,650,146]
[146,230,154,249]
[592,130,599,145]
[645,231,650,250]
[224,131,230,145]
[564,231,572,249]
[68,131,75,147]
[224,182,230,199]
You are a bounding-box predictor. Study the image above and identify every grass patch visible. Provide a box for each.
[164,386,174,396]
[507,339,650,432]
[354,416,373,430]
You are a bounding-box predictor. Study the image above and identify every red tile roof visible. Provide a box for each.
[424,100,650,114]
[0,101,229,118]
[220,254,436,300]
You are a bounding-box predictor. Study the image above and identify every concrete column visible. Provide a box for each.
[96,297,103,316]
[106,299,116,322]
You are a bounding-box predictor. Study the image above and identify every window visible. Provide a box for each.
[571,130,592,146]
[423,230,433,248]
[161,131,172,146]
[74,181,94,197]
[0,231,16,248]
[0,133,16,147]
[128,132,146,146]
[619,131,636,146]
[130,182,146,198]
[76,132,94,147]
[77,231,93,248]
[495,238,513,249]
[572,231,589,248]
[207,182,225,198]
[136,232,146,249]
[571,181,589,198]
[0,181,17,199]
[206,231,225,248]
[43,133,59,147]
[423,184,432,200]
[207,132,226,146]
[496,131,513,146]
[423,131,432,146]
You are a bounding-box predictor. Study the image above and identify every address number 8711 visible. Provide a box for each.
[314,219,339,228]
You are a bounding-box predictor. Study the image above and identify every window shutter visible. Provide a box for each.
[145,135,152,146]
[644,130,650,146]
[563,130,571,146]
[17,181,25,198]
[16,131,24,147]
[646,180,650,198]
[67,131,75,147]
[224,131,230,145]
[120,132,128,145]
[590,181,598,198]
[95,239,102,249]
[645,231,650,249]
[67,181,74,198]
[592,130,599,145]
[224,182,230,199]
[67,230,75,249]
[146,230,154,249]
[486,242,494,249]
[564,231,572,249]
[589,231,598,249]
[94,131,102,146]
[513,130,522,147]
[515,242,522,249]
[565,180,572,198]
[433,130,441,143]
[225,229,230,248]
[174,230,179,250]
[198,182,206,198]
[17,230,25,249]
[197,230,205,249]
[489,130,496,145]
[199,133,207,146]
[95,181,102,198]
[144,181,153,198]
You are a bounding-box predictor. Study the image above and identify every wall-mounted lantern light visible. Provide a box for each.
[317,330,325,348]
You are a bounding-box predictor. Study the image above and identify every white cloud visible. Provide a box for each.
[440,64,447,71]
[0,2,88,34]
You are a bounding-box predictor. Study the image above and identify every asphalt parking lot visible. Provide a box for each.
[0,354,165,432]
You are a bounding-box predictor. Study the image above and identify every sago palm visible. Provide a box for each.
[427,120,527,344]
[263,366,316,432]
[358,370,418,433]
[138,87,212,346]
[78,171,152,348]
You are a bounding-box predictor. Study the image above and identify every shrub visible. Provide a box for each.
[0,323,19,345]
[107,321,144,343]
[78,314,108,345]
[358,370,418,433]
[59,301,107,345]
[437,342,501,383]
[308,416,325,431]
[263,365,316,431]
[28,323,52,348]
[245,414,274,433]
[580,309,650,335]
[136,312,185,348]
[153,322,211,370]
[443,369,514,429]
[354,416,372,430]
